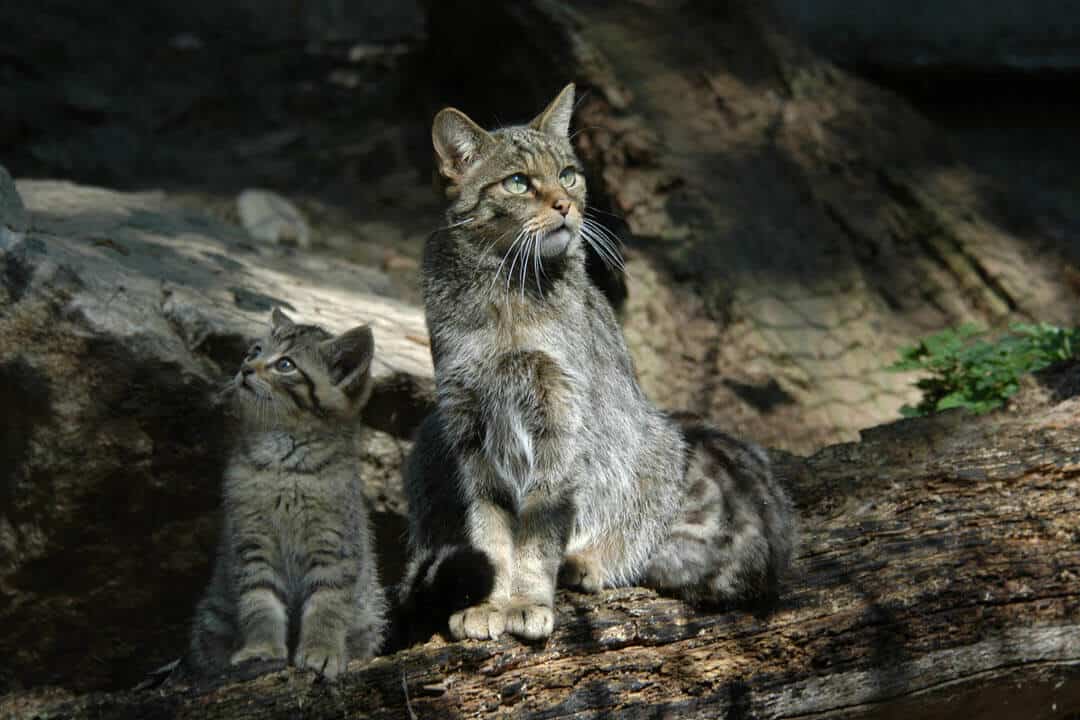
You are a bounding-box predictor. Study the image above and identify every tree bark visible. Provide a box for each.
[15,367,1080,719]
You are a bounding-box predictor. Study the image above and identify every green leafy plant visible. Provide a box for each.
[888,322,1080,417]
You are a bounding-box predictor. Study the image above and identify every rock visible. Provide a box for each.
[236,189,312,249]
[382,250,419,272]
[0,179,433,693]
[0,165,28,233]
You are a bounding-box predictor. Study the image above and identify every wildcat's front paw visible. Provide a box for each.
[448,603,506,640]
[503,602,554,640]
[559,553,604,593]
[230,642,287,666]
[295,644,347,679]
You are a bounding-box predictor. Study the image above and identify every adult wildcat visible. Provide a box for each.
[403,84,795,641]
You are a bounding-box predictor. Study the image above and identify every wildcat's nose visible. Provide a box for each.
[241,364,255,376]
[552,197,570,216]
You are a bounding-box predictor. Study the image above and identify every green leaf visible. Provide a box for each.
[887,321,1080,419]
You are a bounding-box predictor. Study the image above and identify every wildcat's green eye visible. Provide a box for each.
[502,173,530,194]
[558,167,578,189]
[273,357,296,373]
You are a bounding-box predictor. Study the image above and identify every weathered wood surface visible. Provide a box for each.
[14,376,1080,719]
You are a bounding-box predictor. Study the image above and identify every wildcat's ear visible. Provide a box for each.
[530,83,576,138]
[432,108,491,182]
[271,307,295,331]
[321,325,375,398]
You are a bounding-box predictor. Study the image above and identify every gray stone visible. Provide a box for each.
[236,188,312,248]
[0,165,28,233]
[0,179,431,693]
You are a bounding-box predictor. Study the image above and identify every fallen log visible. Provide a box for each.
[15,368,1080,719]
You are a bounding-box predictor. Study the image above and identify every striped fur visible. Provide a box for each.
[399,85,797,642]
[188,310,386,679]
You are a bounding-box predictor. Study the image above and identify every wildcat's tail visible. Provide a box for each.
[644,413,797,607]
[384,544,495,651]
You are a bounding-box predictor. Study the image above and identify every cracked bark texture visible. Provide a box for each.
[12,365,1080,719]
[424,0,1080,454]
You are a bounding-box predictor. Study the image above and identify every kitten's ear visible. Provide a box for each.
[271,307,295,331]
[322,325,375,398]
[530,83,576,138]
[432,108,491,181]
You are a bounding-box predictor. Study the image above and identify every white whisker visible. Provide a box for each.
[434,216,475,234]
[583,219,627,266]
[581,224,626,273]
[489,228,525,297]
[533,231,545,302]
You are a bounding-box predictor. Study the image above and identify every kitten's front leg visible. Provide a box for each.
[449,498,514,640]
[230,545,289,665]
[294,536,358,678]
[294,589,351,678]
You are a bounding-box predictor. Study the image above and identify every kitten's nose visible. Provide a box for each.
[553,197,570,216]
[241,365,255,376]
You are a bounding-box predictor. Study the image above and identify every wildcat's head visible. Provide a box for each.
[432,83,586,261]
[230,308,375,429]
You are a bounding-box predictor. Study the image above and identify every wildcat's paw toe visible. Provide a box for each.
[295,646,347,679]
[229,643,287,666]
[559,554,604,593]
[503,603,554,640]
[449,603,506,640]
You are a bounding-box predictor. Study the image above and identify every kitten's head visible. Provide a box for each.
[230,308,375,429]
[432,83,586,261]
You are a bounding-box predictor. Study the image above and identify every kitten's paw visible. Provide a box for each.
[559,553,604,593]
[448,603,506,641]
[503,602,554,640]
[229,643,287,666]
[295,645,347,680]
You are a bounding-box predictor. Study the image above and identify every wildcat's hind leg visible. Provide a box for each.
[558,549,604,593]
[644,422,795,605]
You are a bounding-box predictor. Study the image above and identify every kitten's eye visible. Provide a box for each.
[246,344,262,360]
[558,167,578,189]
[502,173,530,194]
[273,357,296,373]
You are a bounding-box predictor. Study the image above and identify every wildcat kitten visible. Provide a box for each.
[401,84,796,641]
[189,308,387,678]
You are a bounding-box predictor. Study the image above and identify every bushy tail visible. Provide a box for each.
[644,413,797,607]
[384,544,494,651]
